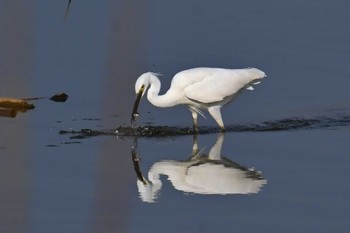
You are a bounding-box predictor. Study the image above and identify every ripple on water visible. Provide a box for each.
[58,114,350,139]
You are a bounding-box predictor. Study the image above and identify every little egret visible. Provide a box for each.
[131,67,266,131]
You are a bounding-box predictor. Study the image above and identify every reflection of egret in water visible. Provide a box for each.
[131,134,267,203]
[131,143,162,203]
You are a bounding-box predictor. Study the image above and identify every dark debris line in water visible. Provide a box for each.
[228,115,350,132]
[59,114,350,139]
[59,128,116,139]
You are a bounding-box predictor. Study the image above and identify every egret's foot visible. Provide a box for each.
[188,127,198,134]
[131,123,141,130]
[189,152,201,160]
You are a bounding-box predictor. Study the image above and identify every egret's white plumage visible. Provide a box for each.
[132,67,266,131]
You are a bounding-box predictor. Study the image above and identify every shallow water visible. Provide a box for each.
[1,0,350,233]
[59,111,350,138]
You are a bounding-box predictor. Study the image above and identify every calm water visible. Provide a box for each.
[1,0,350,232]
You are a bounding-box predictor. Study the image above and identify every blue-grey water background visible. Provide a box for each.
[1,0,350,232]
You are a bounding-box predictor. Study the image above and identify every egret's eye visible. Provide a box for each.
[140,84,145,92]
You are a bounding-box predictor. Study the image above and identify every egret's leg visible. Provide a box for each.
[208,133,224,160]
[192,134,199,155]
[208,106,225,131]
[189,108,199,133]
[189,134,200,159]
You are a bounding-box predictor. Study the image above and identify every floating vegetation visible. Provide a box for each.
[0,97,35,118]
[59,128,116,139]
[59,113,350,139]
[23,93,69,102]
[226,115,350,132]
[46,144,59,147]
[0,93,68,118]
[116,114,350,134]
[61,141,82,145]
[0,97,35,110]
[116,125,195,136]
[49,93,69,102]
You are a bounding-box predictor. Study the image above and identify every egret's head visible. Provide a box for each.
[134,73,152,96]
[131,73,154,123]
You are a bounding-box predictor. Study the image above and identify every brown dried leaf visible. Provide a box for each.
[0,97,35,110]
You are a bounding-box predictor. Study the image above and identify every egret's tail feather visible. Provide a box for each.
[244,68,266,91]
[246,67,266,80]
[246,80,264,90]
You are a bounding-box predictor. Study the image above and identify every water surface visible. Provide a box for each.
[1,0,350,233]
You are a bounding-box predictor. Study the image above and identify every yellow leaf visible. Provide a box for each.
[0,97,35,110]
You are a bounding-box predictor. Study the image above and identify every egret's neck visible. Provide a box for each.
[147,75,179,108]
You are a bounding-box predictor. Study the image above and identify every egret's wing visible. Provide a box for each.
[184,68,265,104]
[183,74,242,103]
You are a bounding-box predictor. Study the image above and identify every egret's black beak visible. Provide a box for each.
[131,85,145,123]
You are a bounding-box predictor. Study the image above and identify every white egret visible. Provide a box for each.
[131,67,266,131]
